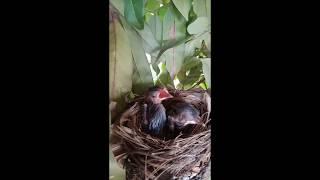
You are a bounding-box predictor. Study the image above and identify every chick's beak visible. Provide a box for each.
[159,89,173,101]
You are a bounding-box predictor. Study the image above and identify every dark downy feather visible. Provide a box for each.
[147,103,167,136]
[164,99,200,129]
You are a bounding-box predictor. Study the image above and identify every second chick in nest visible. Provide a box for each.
[163,97,204,137]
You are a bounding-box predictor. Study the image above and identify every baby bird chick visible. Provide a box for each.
[142,86,173,137]
[163,98,203,136]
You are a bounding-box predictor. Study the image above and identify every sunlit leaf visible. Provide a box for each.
[152,62,160,74]
[187,17,209,35]
[144,12,153,23]
[155,63,174,87]
[158,5,169,21]
[162,0,171,4]
[193,0,208,17]
[199,82,208,90]
[145,0,161,12]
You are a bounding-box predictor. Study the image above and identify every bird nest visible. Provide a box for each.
[111,88,212,180]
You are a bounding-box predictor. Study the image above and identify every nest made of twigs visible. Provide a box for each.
[111,88,212,180]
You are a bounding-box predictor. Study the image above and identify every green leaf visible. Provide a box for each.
[172,0,192,21]
[124,0,144,29]
[122,15,157,94]
[152,61,160,74]
[136,24,160,53]
[162,0,171,4]
[154,37,187,63]
[110,0,125,16]
[154,5,187,78]
[200,40,210,57]
[193,0,211,23]
[162,5,186,41]
[182,56,203,70]
[150,51,165,74]
[185,31,210,57]
[193,0,208,17]
[148,4,187,57]
[155,63,174,87]
[163,43,185,79]
[144,12,153,23]
[187,6,198,26]
[187,17,209,34]
[147,15,163,44]
[177,57,203,89]
[122,20,154,94]
[206,0,211,22]
[145,0,161,12]
[109,14,133,101]
[132,62,154,94]
[158,6,169,21]
[199,82,207,90]
[201,58,211,88]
